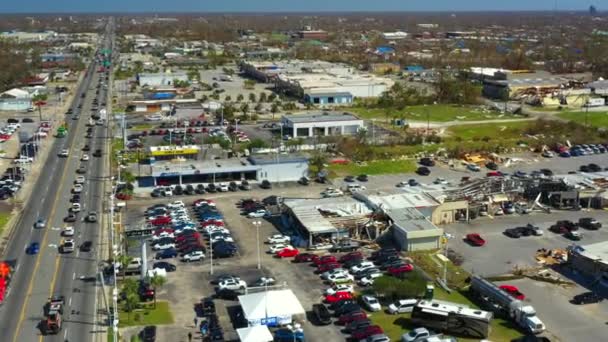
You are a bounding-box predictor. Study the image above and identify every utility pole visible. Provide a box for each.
[253,221,261,269]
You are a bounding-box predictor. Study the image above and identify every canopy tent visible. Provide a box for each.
[238,289,306,327]
[236,325,273,342]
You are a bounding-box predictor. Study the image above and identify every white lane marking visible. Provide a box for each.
[68,297,72,307]
[72,272,76,280]
[64,329,68,339]
[48,244,58,248]
[76,250,80,258]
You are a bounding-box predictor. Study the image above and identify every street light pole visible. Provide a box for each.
[253,221,261,269]
[209,232,214,275]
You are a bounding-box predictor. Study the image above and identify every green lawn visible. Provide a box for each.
[328,159,417,176]
[557,111,608,128]
[0,211,11,235]
[445,121,530,141]
[351,104,506,122]
[131,123,155,130]
[369,288,524,342]
[118,301,174,327]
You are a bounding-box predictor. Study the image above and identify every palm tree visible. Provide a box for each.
[117,254,133,280]
[236,94,244,102]
[123,292,140,324]
[149,275,166,309]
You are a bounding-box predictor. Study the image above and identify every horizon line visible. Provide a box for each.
[0,9,600,16]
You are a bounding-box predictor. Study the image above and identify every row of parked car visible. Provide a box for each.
[151,180,256,197]
[305,248,418,341]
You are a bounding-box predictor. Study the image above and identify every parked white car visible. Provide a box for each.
[152,232,174,240]
[327,273,355,284]
[181,250,204,262]
[248,209,268,218]
[209,234,234,244]
[362,295,382,312]
[266,234,290,244]
[350,261,375,274]
[321,268,348,280]
[358,272,383,286]
[268,243,292,254]
[152,242,176,250]
[321,188,344,198]
[387,299,418,314]
[324,284,354,296]
[218,278,247,291]
[13,156,33,164]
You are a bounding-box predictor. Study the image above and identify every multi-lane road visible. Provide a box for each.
[0,19,115,342]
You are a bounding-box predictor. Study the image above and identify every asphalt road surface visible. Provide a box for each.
[0,19,114,342]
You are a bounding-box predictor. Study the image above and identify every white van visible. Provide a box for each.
[345,183,366,193]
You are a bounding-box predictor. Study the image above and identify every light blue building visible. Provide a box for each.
[0,88,32,111]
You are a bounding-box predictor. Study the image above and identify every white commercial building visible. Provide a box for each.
[137,72,189,87]
[382,31,409,40]
[281,112,364,138]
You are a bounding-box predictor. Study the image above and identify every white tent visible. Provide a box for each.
[238,289,306,326]
[236,325,273,342]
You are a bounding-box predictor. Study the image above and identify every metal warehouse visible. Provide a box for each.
[280,112,364,138]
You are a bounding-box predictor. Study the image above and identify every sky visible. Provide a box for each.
[0,0,600,13]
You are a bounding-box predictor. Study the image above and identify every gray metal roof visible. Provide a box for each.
[282,112,361,124]
[386,207,439,232]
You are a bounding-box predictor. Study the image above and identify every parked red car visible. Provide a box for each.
[276,247,299,258]
[351,325,384,340]
[339,251,363,263]
[176,232,200,242]
[317,262,342,273]
[337,310,367,325]
[325,291,353,303]
[200,220,223,227]
[314,255,337,266]
[150,217,172,226]
[486,171,503,177]
[387,263,414,276]
[154,228,174,235]
[294,253,316,263]
[500,285,525,300]
[465,233,486,246]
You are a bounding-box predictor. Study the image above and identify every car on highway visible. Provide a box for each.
[62,239,75,253]
[77,165,87,174]
[75,176,85,184]
[86,211,98,223]
[81,154,89,161]
[26,242,40,255]
[34,218,46,229]
[62,227,74,236]
[72,184,83,193]
[71,203,81,213]
[465,233,486,246]
[64,213,77,222]
[80,241,93,252]
[58,149,69,157]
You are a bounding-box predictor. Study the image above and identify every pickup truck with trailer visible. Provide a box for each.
[470,275,545,334]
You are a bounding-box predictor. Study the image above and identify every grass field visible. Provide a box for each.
[445,121,531,141]
[118,301,174,327]
[369,287,523,342]
[328,159,417,176]
[557,111,608,128]
[351,104,506,122]
[0,211,11,235]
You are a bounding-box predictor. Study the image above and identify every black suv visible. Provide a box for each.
[260,180,272,189]
[312,303,332,325]
[419,157,435,167]
[93,149,102,157]
[579,217,602,230]
[416,167,431,176]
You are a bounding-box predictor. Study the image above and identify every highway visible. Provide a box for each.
[0,19,115,342]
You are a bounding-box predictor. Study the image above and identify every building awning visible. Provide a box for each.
[490,194,509,203]
[236,325,273,342]
[238,289,306,327]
